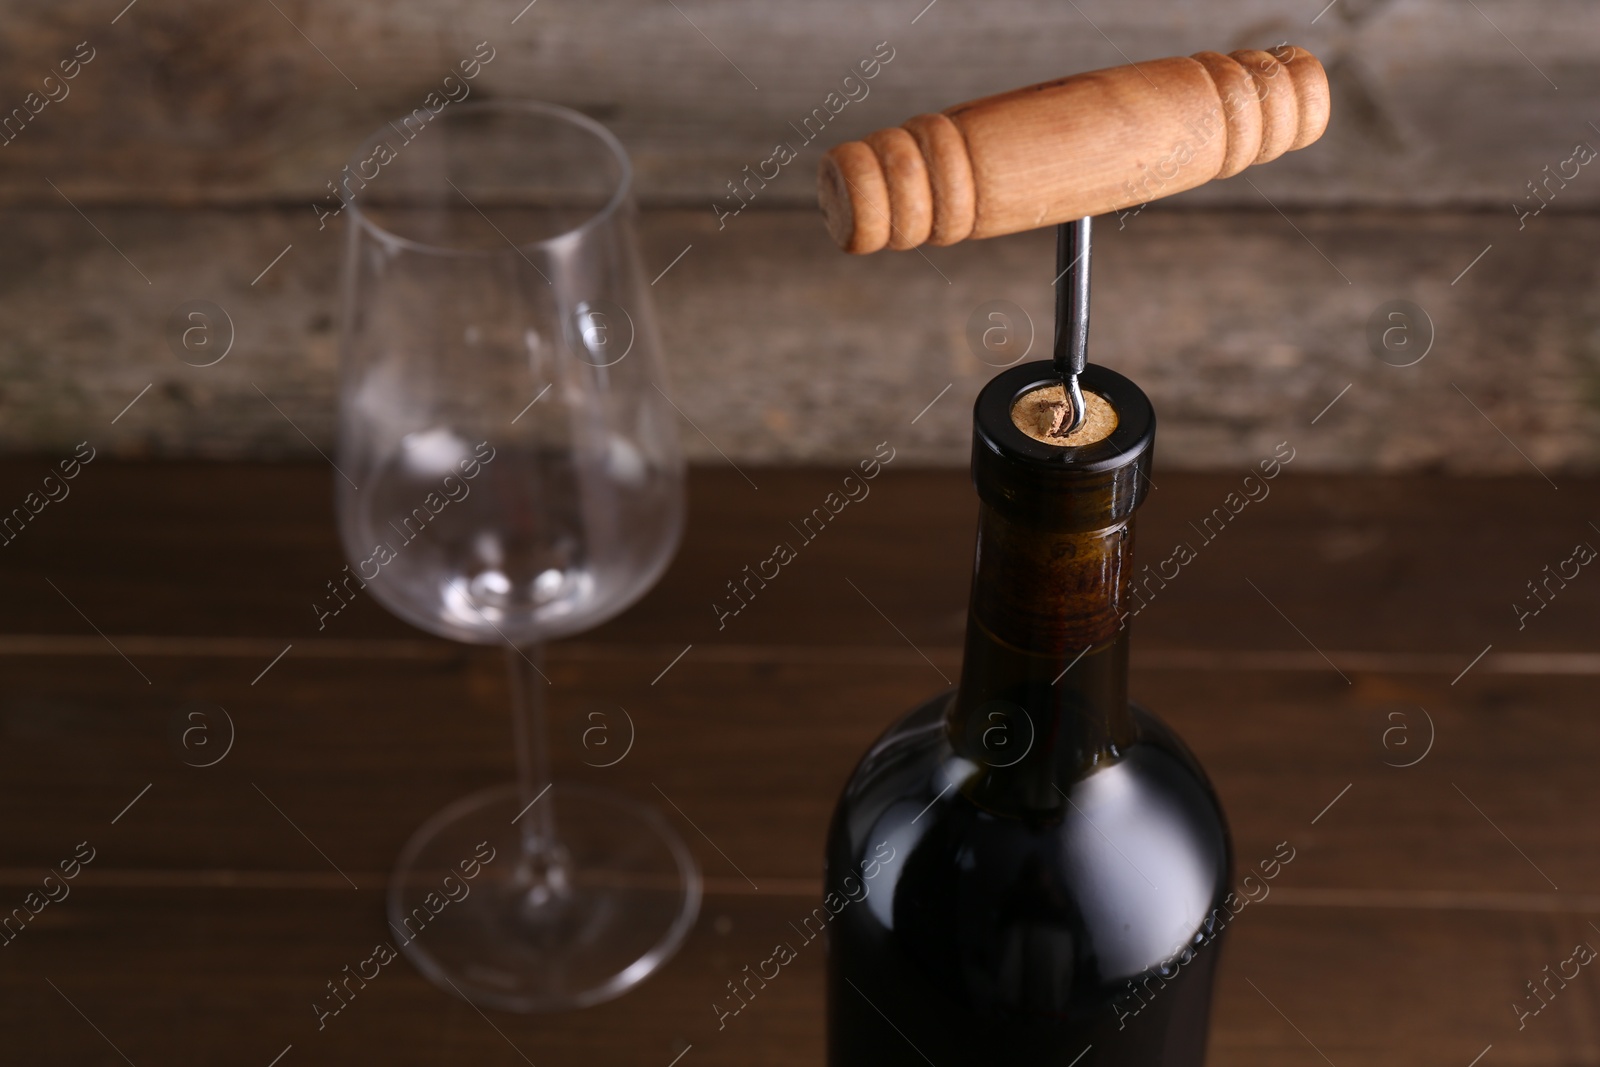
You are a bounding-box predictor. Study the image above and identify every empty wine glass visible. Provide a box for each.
[335,101,698,1012]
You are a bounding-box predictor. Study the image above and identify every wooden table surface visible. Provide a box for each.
[1,461,1596,1066]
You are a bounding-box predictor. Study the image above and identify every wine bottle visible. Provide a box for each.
[824,361,1232,1066]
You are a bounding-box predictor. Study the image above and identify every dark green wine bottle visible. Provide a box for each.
[825,361,1232,1066]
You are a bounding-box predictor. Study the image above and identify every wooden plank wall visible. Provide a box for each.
[2,0,1597,469]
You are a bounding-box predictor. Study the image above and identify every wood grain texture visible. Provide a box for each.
[1,462,1597,1064]
[6,889,1597,1066]
[821,47,1329,252]
[0,0,1595,212]
[2,206,1596,470]
[1,2,1595,465]
[4,649,1599,894]
[903,113,975,247]
[2,465,1597,657]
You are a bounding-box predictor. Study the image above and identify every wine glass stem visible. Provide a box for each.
[507,646,556,858]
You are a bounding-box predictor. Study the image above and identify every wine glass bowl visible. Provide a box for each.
[337,102,684,648]
[334,101,698,1012]
[339,421,683,647]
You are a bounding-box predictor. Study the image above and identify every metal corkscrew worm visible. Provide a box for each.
[1051,216,1092,437]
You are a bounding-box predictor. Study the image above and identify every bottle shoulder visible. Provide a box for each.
[826,692,1232,988]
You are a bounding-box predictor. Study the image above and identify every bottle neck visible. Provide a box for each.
[948,499,1137,813]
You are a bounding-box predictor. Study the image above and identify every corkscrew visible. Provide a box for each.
[817,44,1331,435]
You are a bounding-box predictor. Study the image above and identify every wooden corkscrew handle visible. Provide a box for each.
[818,44,1330,253]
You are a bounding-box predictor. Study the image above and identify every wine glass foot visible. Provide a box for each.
[387,784,701,1012]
